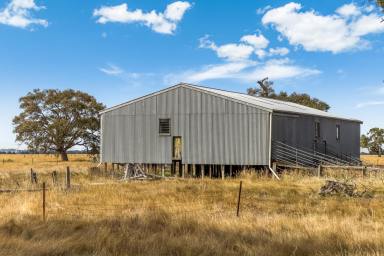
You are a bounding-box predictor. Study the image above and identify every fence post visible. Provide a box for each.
[236,181,243,217]
[51,171,58,185]
[42,182,46,222]
[66,166,71,189]
[30,168,34,184]
[363,166,367,177]
[317,165,322,177]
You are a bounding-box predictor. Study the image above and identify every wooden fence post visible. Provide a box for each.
[317,165,322,177]
[363,166,367,177]
[237,181,243,217]
[66,166,71,189]
[42,182,46,222]
[30,168,34,184]
[51,171,58,185]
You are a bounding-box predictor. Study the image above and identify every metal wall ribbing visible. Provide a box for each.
[101,86,271,165]
[272,112,361,158]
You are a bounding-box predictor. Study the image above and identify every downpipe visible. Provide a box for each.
[268,112,280,180]
[268,165,280,180]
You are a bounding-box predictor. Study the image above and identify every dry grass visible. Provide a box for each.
[0,154,95,173]
[361,155,384,166]
[1,155,384,255]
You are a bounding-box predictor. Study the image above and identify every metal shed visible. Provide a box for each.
[100,83,362,176]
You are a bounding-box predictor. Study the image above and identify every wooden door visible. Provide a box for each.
[173,136,182,160]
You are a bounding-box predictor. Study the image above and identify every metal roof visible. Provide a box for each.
[101,83,362,123]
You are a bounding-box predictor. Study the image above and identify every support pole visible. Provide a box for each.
[201,165,205,179]
[192,164,196,177]
[162,165,165,177]
[66,166,71,189]
[236,181,242,217]
[42,182,46,222]
[182,164,186,178]
[209,165,212,178]
[229,165,233,178]
[104,163,108,172]
[317,164,322,177]
[221,165,225,180]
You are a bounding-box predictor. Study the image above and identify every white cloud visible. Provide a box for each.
[255,49,267,59]
[269,47,290,56]
[240,34,269,49]
[199,36,255,61]
[356,101,384,108]
[167,58,320,84]
[164,1,191,21]
[262,2,384,53]
[351,13,384,37]
[256,5,272,15]
[93,1,191,35]
[200,33,281,61]
[336,3,361,17]
[0,0,48,28]
[242,58,320,82]
[99,64,124,75]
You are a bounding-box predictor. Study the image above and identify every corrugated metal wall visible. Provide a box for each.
[101,86,271,165]
[272,112,360,158]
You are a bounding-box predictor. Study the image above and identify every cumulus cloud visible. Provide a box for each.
[0,0,48,28]
[188,32,319,83]
[262,2,384,53]
[240,34,269,49]
[336,3,361,17]
[93,1,191,34]
[269,47,290,56]
[199,33,274,61]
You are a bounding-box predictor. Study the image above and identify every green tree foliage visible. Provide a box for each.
[13,89,105,161]
[361,128,384,156]
[247,78,330,111]
[377,0,384,9]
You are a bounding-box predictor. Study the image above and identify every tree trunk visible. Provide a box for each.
[60,151,69,161]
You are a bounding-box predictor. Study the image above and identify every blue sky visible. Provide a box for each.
[0,0,384,149]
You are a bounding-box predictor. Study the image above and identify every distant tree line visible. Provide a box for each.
[247,78,330,111]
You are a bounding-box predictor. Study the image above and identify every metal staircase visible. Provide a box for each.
[272,140,361,168]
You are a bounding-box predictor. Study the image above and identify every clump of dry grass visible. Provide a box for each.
[1,155,384,255]
[361,155,384,166]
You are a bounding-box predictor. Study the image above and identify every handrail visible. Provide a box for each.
[273,142,350,166]
[272,140,360,168]
[273,141,351,165]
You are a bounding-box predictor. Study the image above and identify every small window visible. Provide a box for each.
[315,122,320,138]
[159,118,171,135]
[336,125,340,141]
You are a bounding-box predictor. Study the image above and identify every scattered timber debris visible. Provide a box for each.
[123,164,164,180]
[319,180,372,198]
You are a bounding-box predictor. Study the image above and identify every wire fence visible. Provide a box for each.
[24,178,256,221]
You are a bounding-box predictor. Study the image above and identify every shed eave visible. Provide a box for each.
[273,110,363,124]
